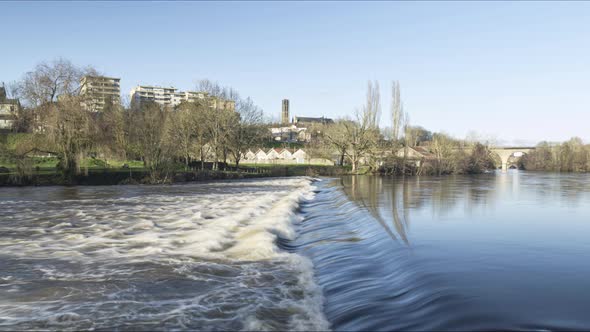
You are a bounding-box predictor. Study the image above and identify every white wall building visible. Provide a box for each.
[255,149,268,160]
[266,148,281,160]
[239,148,332,165]
[244,150,256,161]
[278,149,293,160]
[0,87,19,130]
[292,149,307,163]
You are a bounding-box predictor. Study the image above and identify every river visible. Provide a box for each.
[1,172,589,330]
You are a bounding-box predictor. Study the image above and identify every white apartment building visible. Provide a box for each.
[130,85,235,110]
[130,86,210,107]
[130,86,179,107]
[183,91,208,103]
[80,76,121,112]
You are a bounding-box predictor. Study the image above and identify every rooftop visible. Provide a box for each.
[82,75,120,81]
[0,87,19,105]
[293,116,334,124]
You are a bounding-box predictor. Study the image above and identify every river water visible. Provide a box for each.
[1,172,590,330]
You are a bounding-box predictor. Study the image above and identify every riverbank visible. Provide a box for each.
[0,164,350,186]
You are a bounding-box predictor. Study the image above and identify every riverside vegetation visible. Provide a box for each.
[0,59,273,185]
[1,58,588,186]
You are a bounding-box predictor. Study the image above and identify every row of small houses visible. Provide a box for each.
[243,148,309,163]
[242,148,334,165]
[241,146,435,166]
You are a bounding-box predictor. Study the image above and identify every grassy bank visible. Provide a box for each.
[0,168,278,186]
[0,163,351,186]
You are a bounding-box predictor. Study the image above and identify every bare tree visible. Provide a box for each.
[18,58,98,107]
[194,106,212,171]
[168,102,199,170]
[130,102,171,181]
[324,82,383,172]
[197,83,220,145]
[194,80,233,170]
[41,96,95,180]
[205,105,233,170]
[98,100,129,161]
[324,120,349,166]
[431,132,458,175]
[344,109,379,172]
[227,96,265,168]
[391,81,402,141]
[196,79,223,99]
[518,140,589,172]
[365,80,381,129]
[406,125,431,147]
[401,111,411,174]
[304,122,333,164]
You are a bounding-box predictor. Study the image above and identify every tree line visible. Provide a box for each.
[2,58,267,183]
[521,138,590,172]
[302,81,588,175]
[2,59,586,183]
[308,80,498,175]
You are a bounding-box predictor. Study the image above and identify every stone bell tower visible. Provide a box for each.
[281,99,290,124]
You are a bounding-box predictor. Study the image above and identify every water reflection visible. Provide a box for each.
[341,174,501,244]
[300,172,590,330]
[341,176,409,244]
[341,172,590,246]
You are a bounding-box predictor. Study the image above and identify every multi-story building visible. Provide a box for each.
[0,86,19,131]
[130,85,178,107]
[210,96,236,111]
[80,76,121,112]
[130,85,235,110]
[182,91,208,103]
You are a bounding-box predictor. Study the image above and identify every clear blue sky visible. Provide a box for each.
[2,1,589,144]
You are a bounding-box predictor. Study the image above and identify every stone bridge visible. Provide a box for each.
[490,147,535,172]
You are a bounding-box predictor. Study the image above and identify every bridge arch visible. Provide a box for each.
[490,147,535,172]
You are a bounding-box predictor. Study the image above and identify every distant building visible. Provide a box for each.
[241,148,332,165]
[271,101,332,142]
[130,85,179,107]
[0,86,19,131]
[281,99,289,124]
[244,150,256,160]
[270,125,309,142]
[255,149,268,160]
[278,148,293,160]
[210,96,236,112]
[266,148,281,160]
[80,76,121,111]
[182,91,208,103]
[130,85,235,110]
[395,146,436,168]
[293,116,333,125]
[292,149,307,163]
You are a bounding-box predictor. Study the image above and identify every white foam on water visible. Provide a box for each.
[0,177,330,331]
